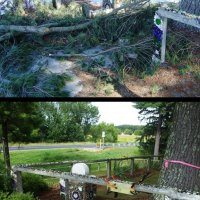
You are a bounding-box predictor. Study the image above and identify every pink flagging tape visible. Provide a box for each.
[164,160,200,170]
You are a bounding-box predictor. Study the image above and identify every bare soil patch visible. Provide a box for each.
[73,66,200,97]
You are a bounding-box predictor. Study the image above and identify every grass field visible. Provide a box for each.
[117,134,139,143]
[9,147,141,165]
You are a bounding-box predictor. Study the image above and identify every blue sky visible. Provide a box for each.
[91,102,146,126]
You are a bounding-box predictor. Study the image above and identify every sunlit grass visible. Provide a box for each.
[118,134,139,143]
[9,147,140,165]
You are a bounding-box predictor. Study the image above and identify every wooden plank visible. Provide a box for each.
[147,157,151,172]
[130,158,134,176]
[107,160,112,179]
[161,17,168,63]
[157,9,200,29]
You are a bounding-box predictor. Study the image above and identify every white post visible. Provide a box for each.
[161,17,168,63]
[102,131,105,148]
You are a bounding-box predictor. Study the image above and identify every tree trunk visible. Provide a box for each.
[153,111,161,160]
[155,102,200,199]
[2,119,11,177]
[179,0,200,15]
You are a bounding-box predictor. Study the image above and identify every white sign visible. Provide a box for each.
[102,131,105,138]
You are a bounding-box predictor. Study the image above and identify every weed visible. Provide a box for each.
[178,65,191,76]
[150,84,161,95]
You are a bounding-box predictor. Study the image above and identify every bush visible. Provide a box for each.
[22,173,48,196]
[0,192,37,200]
[0,159,12,192]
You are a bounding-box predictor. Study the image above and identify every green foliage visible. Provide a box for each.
[0,159,12,192]
[0,102,43,144]
[134,102,176,154]
[133,128,144,136]
[39,102,99,142]
[22,173,48,196]
[166,31,194,66]
[116,125,144,134]
[113,160,139,178]
[0,192,37,200]
[89,122,119,142]
[178,65,191,76]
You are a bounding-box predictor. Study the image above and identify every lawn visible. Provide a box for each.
[118,134,139,143]
[10,147,141,165]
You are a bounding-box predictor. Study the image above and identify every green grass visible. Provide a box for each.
[10,147,140,165]
[117,134,139,143]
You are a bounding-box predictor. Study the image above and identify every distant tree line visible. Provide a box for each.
[116,124,144,135]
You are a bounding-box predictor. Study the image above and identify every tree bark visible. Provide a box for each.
[2,119,11,177]
[179,0,200,15]
[153,111,162,160]
[155,102,200,199]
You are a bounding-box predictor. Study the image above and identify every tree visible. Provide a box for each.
[155,102,200,199]
[134,102,175,156]
[0,102,43,176]
[59,102,99,137]
[180,0,200,15]
[89,122,119,143]
[39,102,99,142]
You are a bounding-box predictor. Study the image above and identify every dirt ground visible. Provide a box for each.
[74,65,200,97]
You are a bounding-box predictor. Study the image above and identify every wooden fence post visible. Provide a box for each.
[97,163,100,171]
[161,17,168,63]
[14,171,23,192]
[147,158,151,172]
[107,160,111,179]
[130,158,135,176]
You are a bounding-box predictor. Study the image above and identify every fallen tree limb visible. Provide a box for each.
[0,21,93,36]
[0,0,150,37]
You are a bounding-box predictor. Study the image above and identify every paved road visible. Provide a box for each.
[9,144,97,151]
[9,143,137,151]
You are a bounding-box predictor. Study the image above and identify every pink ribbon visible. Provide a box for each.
[164,160,200,170]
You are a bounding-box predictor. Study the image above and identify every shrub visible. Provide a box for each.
[22,173,49,196]
[0,159,12,192]
[0,192,37,200]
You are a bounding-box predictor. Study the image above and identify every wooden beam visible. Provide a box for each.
[107,160,112,179]
[157,9,200,29]
[130,158,135,176]
[147,157,151,172]
[161,17,168,63]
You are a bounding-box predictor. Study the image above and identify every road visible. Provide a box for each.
[9,143,137,151]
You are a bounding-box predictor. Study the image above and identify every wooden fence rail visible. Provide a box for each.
[14,155,163,179]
